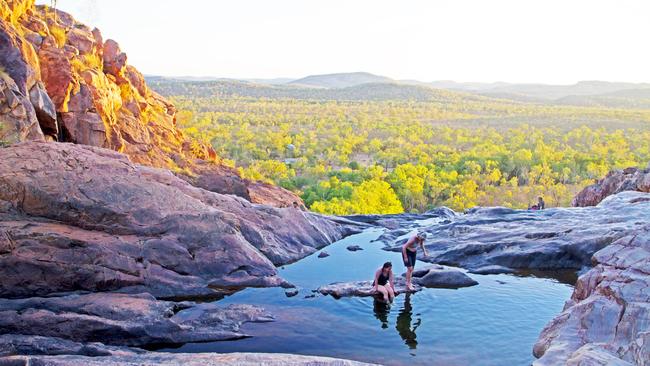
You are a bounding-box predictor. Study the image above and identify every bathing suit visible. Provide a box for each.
[377,271,390,286]
[404,249,417,268]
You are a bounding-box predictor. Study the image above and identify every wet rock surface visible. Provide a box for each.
[376,192,650,272]
[532,224,650,365]
[0,352,378,366]
[318,277,422,298]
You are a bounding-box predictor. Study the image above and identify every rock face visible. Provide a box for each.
[318,277,422,299]
[0,352,379,366]
[0,0,303,208]
[0,142,357,299]
[572,166,650,207]
[532,224,650,365]
[378,192,650,272]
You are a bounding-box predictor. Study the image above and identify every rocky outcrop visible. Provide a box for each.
[0,293,273,347]
[318,277,421,299]
[378,191,650,272]
[0,352,378,366]
[0,142,357,299]
[572,165,650,207]
[0,0,303,208]
[533,224,650,365]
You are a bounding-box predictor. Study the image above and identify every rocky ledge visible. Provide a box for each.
[1,352,378,366]
[318,277,421,299]
[0,142,358,299]
[371,191,650,273]
[318,265,476,299]
[533,224,650,365]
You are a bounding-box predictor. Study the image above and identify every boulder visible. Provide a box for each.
[468,265,515,275]
[0,142,355,299]
[0,352,378,366]
[410,265,478,289]
[318,251,330,258]
[318,277,421,299]
[533,225,650,365]
[346,245,363,251]
[572,165,650,207]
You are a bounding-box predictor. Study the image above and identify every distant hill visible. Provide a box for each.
[148,73,650,109]
[148,78,502,104]
[289,72,394,89]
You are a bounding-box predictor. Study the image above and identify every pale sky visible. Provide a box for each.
[37,0,650,84]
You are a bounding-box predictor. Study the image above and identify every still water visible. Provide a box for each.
[161,228,574,366]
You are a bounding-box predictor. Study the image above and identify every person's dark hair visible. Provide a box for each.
[382,262,392,269]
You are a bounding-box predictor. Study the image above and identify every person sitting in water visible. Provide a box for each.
[403,232,429,291]
[373,262,396,303]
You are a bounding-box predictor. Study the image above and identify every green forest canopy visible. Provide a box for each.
[150,80,650,214]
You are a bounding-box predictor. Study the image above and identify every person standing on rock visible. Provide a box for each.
[537,196,545,210]
[403,232,429,291]
[373,262,396,302]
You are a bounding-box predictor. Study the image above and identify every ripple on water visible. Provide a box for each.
[160,228,574,366]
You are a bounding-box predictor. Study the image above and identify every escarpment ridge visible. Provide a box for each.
[0,0,299,208]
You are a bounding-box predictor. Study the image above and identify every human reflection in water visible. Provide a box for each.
[396,293,421,349]
[373,298,390,329]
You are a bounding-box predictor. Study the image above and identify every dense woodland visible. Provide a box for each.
[151,80,650,214]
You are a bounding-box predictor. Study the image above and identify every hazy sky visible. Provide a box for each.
[37,0,650,84]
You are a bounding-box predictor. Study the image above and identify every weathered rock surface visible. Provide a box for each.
[0,334,141,358]
[410,264,478,289]
[0,352,378,366]
[318,277,422,299]
[533,224,650,365]
[0,0,304,208]
[0,142,358,299]
[573,166,650,207]
[378,191,650,271]
[0,292,272,347]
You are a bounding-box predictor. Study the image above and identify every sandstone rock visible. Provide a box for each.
[0,292,273,347]
[533,224,650,365]
[0,142,355,299]
[0,352,378,366]
[37,37,74,112]
[285,289,299,297]
[572,166,650,207]
[318,277,421,299]
[0,334,141,358]
[468,265,515,275]
[0,74,43,143]
[380,192,650,271]
[102,39,126,78]
[27,82,56,137]
[409,265,478,288]
[0,2,307,209]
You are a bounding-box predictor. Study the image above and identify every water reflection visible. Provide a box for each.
[373,299,390,329]
[396,294,421,349]
[372,294,422,350]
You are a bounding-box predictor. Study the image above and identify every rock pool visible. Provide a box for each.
[159,228,574,366]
